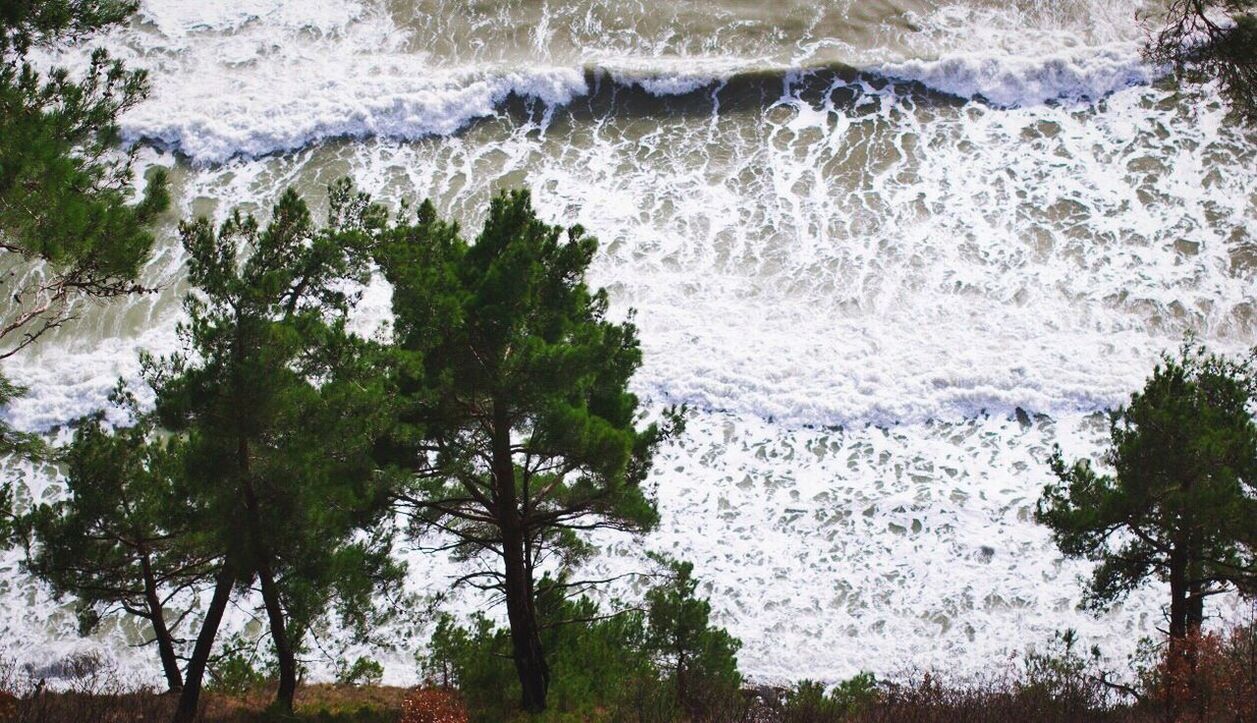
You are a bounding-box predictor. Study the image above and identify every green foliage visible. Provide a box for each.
[422,613,516,719]
[0,376,41,543]
[1145,0,1257,120]
[22,396,188,623]
[423,564,740,722]
[644,559,742,717]
[1037,344,1257,636]
[0,0,169,357]
[1,1,138,51]
[781,674,878,721]
[537,581,653,718]
[0,376,42,460]
[422,594,652,721]
[154,178,398,622]
[208,634,274,696]
[378,189,682,711]
[337,657,385,688]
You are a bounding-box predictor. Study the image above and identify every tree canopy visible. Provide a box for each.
[376,189,681,713]
[1037,345,1257,642]
[16,388,213,693]
[131,181,398,720]
[1145,0,1257,119]
[0,0,168,357]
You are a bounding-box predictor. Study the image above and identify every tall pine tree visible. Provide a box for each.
[16,388,214,693]
[377,190,680,713]
[1038,345,1257,708]
[150,181,399,720]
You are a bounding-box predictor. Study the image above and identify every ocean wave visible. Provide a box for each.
[876,45,1157,107]
[124,65,589,165]
[121,48,1158,164]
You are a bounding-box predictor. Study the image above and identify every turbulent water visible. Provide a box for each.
[3,0,1257,686]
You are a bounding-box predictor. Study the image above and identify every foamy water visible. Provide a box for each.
[3,0,1256,687]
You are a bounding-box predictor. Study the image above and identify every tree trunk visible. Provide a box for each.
[1166,541,1197,720]
[173,564,235,723]
[493,399,549,713]
[257,561,297,712]
[236,435,296,713]
[1186,586,1204,633]
[502,523,548,713]
[1169,546,1188,640]
[1184,562,1205,714]
[140,552,183,693]
[1186,556,1204,636]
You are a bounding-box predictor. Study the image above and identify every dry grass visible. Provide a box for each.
[0,686,411,722]
[399,688,468,723]
[0,685,473,722]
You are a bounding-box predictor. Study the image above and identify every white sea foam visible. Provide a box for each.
[126,63,588,164]
[876,47,1155,106]
[134,0,365,37]
[121,46,1164,164]
[600,56,758,97]
[87,0,1168,163]
[4,0,1257,690]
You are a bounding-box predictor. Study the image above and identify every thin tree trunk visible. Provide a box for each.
[1169,546,1188,639]
[493,399,549,713]
[140,552,183,693]
[257,560,297,712]
[236,435,297,714]
[173,564,235,723]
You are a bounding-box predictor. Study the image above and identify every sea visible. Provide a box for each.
[2,0,1255,686]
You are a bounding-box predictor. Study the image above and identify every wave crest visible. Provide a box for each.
[123,48,1157,164]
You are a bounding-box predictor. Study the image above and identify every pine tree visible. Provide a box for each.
[150,181,399,720]
[1145,0,1257,119]
[377,190,681,713]
[1037,345,1257,708]
[17,388,214,693]
[644,559,742,717]
[1,0,169,356]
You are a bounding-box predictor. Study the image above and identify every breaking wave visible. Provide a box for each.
[122,50,1158,164]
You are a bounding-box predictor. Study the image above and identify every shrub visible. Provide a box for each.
[421,613,516,719]
[421,563,741,721]
[208,635,273,696]
[338,657,385,687]
[422,591,652,721]
[1019,629,1112,715]
[778,674,877,722]
[1141,611,1257,720]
